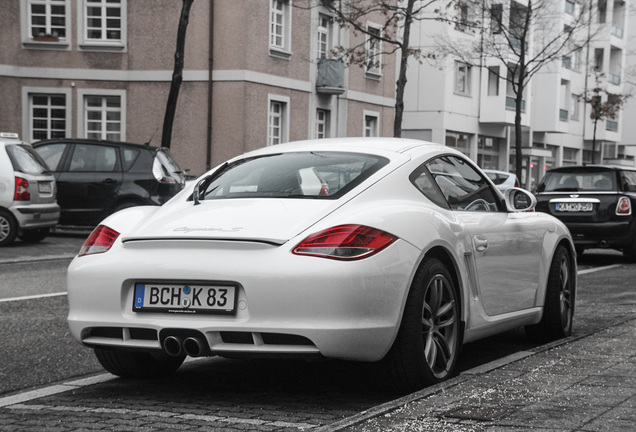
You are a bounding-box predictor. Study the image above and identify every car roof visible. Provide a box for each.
[546,164,636,173]
[32,138,161,151]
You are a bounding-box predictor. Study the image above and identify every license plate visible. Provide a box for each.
[38,182,52,194]
[555,202,593,212]
[133,283,236,315]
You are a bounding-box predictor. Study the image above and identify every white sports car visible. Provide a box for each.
[67,138,576,392]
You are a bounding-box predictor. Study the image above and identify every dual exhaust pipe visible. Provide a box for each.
[162,334,208,357]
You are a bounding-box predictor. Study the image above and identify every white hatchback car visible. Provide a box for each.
[67,138,576,392]
[0,133,60,246]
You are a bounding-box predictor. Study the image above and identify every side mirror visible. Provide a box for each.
[504,187,537,212]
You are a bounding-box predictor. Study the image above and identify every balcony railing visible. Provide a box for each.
[506,96,526,112]
[611,25,624,38]
[608,73,621,85]
[606,120,618,132]
[316,59,345,95]
[559,109,569,122]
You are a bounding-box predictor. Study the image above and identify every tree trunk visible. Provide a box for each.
[393,0,416,138]
[161,0,194,149]
[592,120,598,164]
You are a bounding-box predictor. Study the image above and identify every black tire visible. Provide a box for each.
[0,209,18,247]
[19,228,50,243]
[383,258,462,393]
[94,348,185,378]
[623,239,636,263]
[525,245,575,342]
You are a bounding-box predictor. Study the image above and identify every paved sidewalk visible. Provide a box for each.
[323,317,636,432]
[0,229,88,264]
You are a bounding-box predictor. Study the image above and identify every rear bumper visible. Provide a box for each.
[566,220,634,249]
[10,203,60,229]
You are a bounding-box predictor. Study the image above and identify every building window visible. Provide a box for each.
[570,94,579,121]
[478,137,501,170]
[83,95,122,141]
[365,24,382,77]
[446,132,470,156]
[594,48,604,72]
[317,13,332,60]
[270,0,291,58]
[565,0,575,15]
[316,109,330,139]
[457,1,471,31]
[78,0,126,49]
[487,66,499,96]
[268,97,289,146]
[490,4,503,34]
[364,112,379,137]
[29,94,67,141]
[454,62,471,96]
[27,0,68,41]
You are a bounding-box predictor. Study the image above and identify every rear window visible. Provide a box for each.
[6,144,50,175]
[539,170,616,192]
[622,170,636,192]
[197,151,389,200]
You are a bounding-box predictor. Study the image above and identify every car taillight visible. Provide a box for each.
[616,197,632,215]
[79,225,120,257]
[14,177,30,201]
[293,224,396,260]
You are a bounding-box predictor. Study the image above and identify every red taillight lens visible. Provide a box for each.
[616,197,632,215]
[293,224,397,260]
[79,225,120,257]
[14,177,30,201]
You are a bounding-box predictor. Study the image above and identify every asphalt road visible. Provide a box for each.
[0,236,634,430]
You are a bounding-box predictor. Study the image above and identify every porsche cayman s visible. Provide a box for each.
[67,138,576,392]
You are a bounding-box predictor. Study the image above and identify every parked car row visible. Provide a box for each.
[0,133,186,246]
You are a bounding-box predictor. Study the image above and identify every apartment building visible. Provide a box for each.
[402,0,632,189]
[0,0,396,176]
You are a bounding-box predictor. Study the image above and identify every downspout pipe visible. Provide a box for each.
[206,1,214,171]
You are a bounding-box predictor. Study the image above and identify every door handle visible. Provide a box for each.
[102,178,117,184]
[473,235,488,252]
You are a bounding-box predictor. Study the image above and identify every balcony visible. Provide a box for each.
[316,59,345,95]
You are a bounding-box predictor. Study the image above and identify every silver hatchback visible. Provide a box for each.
[0,133,60,246]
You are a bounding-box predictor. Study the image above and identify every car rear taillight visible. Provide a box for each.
[616,197,632,216]
[293,224,396,260]
[79,225,120,257]
[14,177,30,201]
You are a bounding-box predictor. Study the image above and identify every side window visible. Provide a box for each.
[69,144,118,172]
[622,170,636,192]
[426,155,501,212]
[410,165,449,209]
[34,143,67,171]
[122,148,140,170]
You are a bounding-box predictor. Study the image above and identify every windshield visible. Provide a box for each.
[539,170,617,192]
[6,144,50,175]
[197,151,389,200]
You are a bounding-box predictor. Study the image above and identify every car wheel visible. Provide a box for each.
[94,348,185,378]
[525,245,575,342]
[19,228,50,243]
[623,239,636,263]
[384,258,462,393]
[0,209,18,247]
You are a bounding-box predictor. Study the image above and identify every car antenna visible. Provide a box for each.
[144,126,159,146]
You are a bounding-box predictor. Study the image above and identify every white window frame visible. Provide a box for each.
[315,109,330,139]
[570,93,579,121]
[21,0,71,48]
[77,89,126,140]
[365,23,382,78]
[269,0,292,59]
[317,13,332,60]
[21,87,72,141]
[267,95,290,146]
[454,61,471,96]
[363,110,379,137]
[78,0,127,51]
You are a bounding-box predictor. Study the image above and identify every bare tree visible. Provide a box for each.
[579,73,630,164]
[435,0,595,182]
[299,0,438,137]
[161,0,194,149]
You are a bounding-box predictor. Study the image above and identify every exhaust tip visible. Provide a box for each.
[183,336,205,357]
[163,335,183,357]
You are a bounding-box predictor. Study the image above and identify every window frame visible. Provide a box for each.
[21,0,71,48]
[317,13,333,60]
[267,95,290,146]
[454,61,472,96]
[363,111,379,137]
[269,0,292,59]
[365,23,382,78]
[22,87,72,142]
[315,109,330,139]
[78,0,127,51]
[77,89,126,141]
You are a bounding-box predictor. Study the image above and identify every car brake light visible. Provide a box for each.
[14,177,30,201]
[79,225,120,256]
[616,197,632,215]
[293,224,396,260]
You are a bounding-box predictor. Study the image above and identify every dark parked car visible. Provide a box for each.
[33,139,185,227]
[535,165,636,261]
